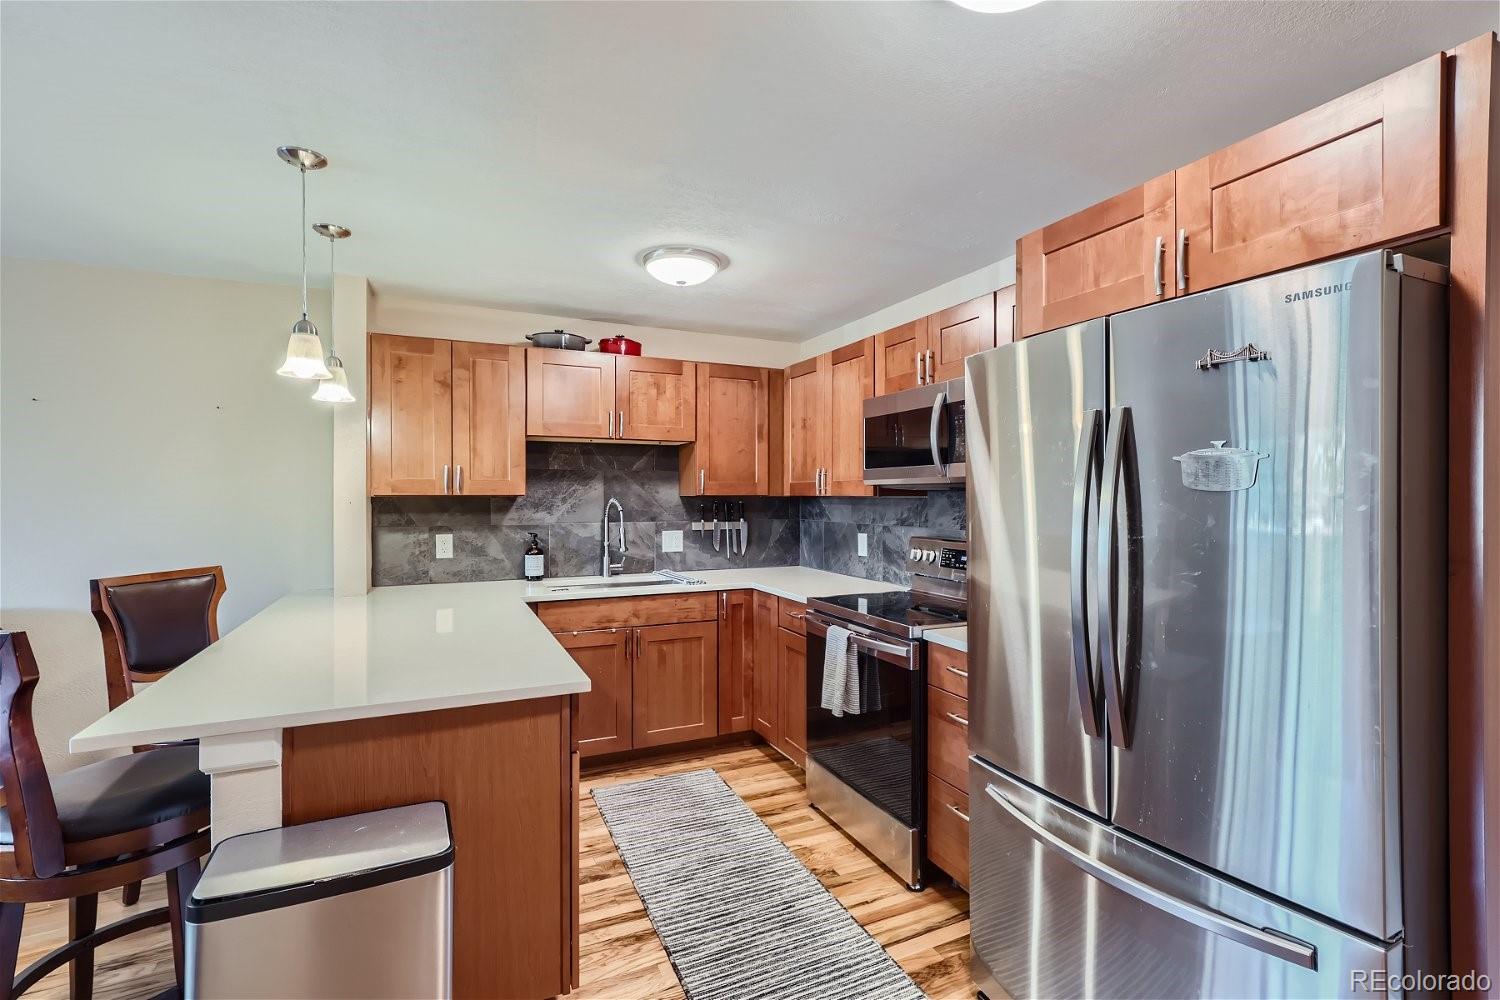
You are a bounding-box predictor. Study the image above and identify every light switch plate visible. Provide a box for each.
[661,530,684,553]
[435,532,454,559]
[857,532,868,557]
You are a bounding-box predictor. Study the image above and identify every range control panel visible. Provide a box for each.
[907,536,967,600]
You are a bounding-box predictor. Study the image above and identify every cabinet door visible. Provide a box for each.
[995,284,1016,347]
[873,319,929,395]
[680,364,771,495]
[556,629,631,758]
[616,357,696,442]
[1177,53,1444,293]
[526,349,614,438]
[1016,173,1176,338]
[633,622,719,748]
[927,293,996,382]
[752,592,779,743]
[783,355,830,496]
[776,627,807,768]
[827,338,874,497]
[718,590,754,734]
[368,334,453,496]
[452,342,525,496]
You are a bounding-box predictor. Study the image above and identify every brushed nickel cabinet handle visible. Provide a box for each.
[619,410,624,437]
[916,350,925,385]
[1176,228,1188,291]
[455,465,463,494]
[699,468,705,495]
[608,410,614,438]
[945,711,969,727]
[948,802,970,823]
[946,665,969,679]
[442,464,450,494]
[926,349,934,383]
[1153,235,1165,297]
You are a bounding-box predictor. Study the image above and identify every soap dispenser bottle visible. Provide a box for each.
[524,532,545,581]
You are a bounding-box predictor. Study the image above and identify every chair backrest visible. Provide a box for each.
[90,566,226,710]
[0,631,63,879]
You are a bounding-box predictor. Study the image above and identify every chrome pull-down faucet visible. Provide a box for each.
[601,497,627,577]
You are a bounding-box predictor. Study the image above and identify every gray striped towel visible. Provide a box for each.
[820,624,862,716]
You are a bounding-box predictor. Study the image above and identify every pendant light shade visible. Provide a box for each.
[276,145,332,380]
[311,357,355,403]
[278,317,331,379]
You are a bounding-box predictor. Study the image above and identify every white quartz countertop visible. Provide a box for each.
[924,625,968,653]
[71,567,899,753]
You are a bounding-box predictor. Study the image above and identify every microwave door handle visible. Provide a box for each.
[1070,408,1103,737]
[928,391,948,476]
[984,783,1318,970]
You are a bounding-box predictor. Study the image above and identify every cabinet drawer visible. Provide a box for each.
[927,643,968,700]
[537,593,718,632]
[778,598,807,635]
[927,687,970,790]
[926,775,970,888]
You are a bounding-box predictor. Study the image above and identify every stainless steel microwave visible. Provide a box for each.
[862,378,966,487]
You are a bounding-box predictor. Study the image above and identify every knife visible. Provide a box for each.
[727,501,739,556]
[738,502,748,556]
[710,501,722,552]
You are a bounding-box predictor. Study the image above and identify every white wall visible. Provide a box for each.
[798,255,1017,361]
[1,258,333,769]
[369,293,804,369]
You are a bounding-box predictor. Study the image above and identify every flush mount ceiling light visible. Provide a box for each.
[949,0,1044,10]
[275,145,332,380]
[311,223,356,404]
[638,246,728,287]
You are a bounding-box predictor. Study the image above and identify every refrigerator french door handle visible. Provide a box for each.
[1097,406,1141,748]
[928,391,949,476]
[1070,408,1103,737]
[984,783,1319,971]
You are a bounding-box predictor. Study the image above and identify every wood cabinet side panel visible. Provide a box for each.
[281,700,570,1000]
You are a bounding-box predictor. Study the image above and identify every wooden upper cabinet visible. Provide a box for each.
[752,591,779,744]
[783,355,830,496]
[632,621,719,749]
[1017,173,1177,339]
[873,319,928,395]
[557,628,632,758]
[995,284,1016,346]
[826,338,874,497]
[452,342,525,495]
[1177,53,1445,293]
[718,590,754,734]
[927,293,996,382]
[680,364,780,496]
[369,334,453,496]
[616,357,695,442]
[526,349,614,439]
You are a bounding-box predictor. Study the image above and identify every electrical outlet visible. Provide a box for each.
[661,530,684,553]
[857,532,868,557]
[435,532,454,559]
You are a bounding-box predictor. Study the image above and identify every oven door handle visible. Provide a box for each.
[805,613,917,669]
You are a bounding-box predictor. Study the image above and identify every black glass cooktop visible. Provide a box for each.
[808,591,966,639]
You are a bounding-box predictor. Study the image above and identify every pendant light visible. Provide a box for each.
[275,146,333,380]
[311,223,356,403]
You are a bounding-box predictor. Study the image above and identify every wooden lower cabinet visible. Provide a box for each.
[558,628,632,758]
[927,686,970,790]
[926,775,970,889]
[718,590,754,733]
[776,627,808,767]
[752,591,779,743]
[633,621,719,748]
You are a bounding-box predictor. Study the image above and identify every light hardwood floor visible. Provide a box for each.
[14,742,978,999]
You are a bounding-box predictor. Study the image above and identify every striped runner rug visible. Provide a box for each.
[592,768,925,1000]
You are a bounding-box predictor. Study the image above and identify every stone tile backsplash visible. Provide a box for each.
[371,442,965,588]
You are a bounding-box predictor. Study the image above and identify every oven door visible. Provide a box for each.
[804,613,923,827]
[863,380,966,486]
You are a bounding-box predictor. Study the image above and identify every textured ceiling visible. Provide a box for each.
[2,1,1495,341]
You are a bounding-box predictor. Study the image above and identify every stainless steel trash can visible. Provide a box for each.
[185,801,453,999]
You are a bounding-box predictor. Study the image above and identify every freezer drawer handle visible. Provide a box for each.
[985,783,1319,971]
[1196,343,1270,371]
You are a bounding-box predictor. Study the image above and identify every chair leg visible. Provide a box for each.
[1,902,23,998]
[121,881,141,907]
[68,894,98,1000]
[165,859,201,992]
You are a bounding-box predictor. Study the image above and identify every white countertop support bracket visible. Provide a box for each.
[198,729,283,845]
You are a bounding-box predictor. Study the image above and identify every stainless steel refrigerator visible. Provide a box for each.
[966,250,1449,999]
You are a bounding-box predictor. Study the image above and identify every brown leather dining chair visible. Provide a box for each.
[0,631,210,999]
[89,566,226,713]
